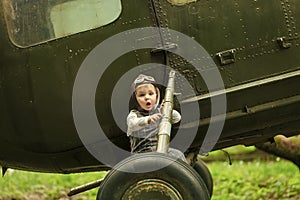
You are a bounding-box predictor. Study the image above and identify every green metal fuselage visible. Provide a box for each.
[1,0,300,173]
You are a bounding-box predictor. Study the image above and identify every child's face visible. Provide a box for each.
[135,84,158,111]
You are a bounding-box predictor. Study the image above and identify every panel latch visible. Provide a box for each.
[216,49,236,65]
[277,37,291,49]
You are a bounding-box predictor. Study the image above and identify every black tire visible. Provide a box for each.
[193,159,213,197]
[97,153,210,200]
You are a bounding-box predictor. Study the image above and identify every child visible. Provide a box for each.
[127,74,186,161]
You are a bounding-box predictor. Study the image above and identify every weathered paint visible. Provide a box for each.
[167,0,198,6]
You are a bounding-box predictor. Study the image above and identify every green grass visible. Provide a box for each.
[207,159,300,200]
[1,146,299,200]
[0,171,107,200]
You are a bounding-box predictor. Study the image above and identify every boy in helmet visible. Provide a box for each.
[127,74,185,161]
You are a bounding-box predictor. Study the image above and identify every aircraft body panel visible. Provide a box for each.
[0,0,164,173]
[153,0,300,148]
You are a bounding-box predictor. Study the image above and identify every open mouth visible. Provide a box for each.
[146,102,151,106]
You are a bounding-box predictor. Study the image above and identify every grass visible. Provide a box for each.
[0,171,107,200]
[208,159,300,200]
[0,146,299,199]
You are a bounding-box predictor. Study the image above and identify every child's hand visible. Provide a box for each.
[160,100,165,113]
[148,113,162,124]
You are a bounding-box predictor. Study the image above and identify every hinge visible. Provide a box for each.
[216,49,236,65]
[151,43,177,54]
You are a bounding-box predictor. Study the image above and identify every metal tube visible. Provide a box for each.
[67,179,104,197]
[157,70,175,153]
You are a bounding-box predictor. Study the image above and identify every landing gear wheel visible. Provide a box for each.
[193,159,213,197]
[97,153,210,200]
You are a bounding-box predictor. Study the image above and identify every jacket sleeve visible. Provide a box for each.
[127,110,150,136]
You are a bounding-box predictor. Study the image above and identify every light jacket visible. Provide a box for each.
[127,107,181,153]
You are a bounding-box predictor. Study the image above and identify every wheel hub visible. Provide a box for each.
[122,179,183,200]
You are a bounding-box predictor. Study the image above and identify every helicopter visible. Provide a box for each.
[1,0,300,199]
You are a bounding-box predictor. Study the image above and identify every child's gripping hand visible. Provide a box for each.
[148,113,162,124]
[159,100,164,113]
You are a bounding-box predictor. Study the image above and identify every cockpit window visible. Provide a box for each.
[2,0,122,48]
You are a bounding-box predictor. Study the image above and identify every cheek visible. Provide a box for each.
[136,97,144,103]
